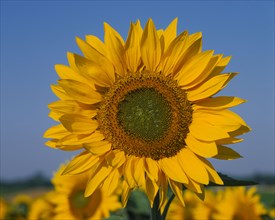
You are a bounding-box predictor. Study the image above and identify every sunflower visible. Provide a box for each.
[0,197,8,220]
[192,189,221,220]
[28,192,55,220]
[166,190,200,220]
[44,18,250,206]
[166,189,219,220]
[50,164,121,220]
[5,194,31,220]
[213,187,267,220]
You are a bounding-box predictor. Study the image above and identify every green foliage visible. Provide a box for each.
[0,172,52,197]
[209,172,257,187]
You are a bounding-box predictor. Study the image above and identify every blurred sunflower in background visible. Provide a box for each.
[213,187,267,220]
[166,190,201,220]
[50,164,121,220]
[166,189,220,220]
[28,192,55,220]
[0,197,8,220]
[4,194,31,220]
[44,18,250,207]
[166,187,269,220]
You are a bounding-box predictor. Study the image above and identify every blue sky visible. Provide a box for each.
[1,1,274,180]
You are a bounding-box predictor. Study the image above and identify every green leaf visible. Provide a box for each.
[208,172,257,187]
[260,214,274,220]
[126,190,151,220]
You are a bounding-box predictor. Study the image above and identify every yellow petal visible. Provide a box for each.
[62,150,101,175]
[85,162,112,196]
[177,148,209,184]
[184,178,203,194]
[145,176,159,207]
[145,158,159,181]
[58,79,102,104]
[51,84,72,100]
[67,52,79,73]
[162,31,188,75]
[45,139,58,149]
[121,181,132,207]
[134,19,143,39]
[209,55,231,77]
[221,109,249,126]
[59,114,98,134]
[76,37,115,82]
[105,150,126,168]
[168,179,185,206]
[55,142,83,151]
[44,124,68,139]
[46,135,83,151]
[176,50,214,86]
[216,137,243,145]
[57,133,84,146]
[182,54,222,89]
[158,30,165,56]
[193,96,246,110]
[48,100,97,119]
[229,125,251,137]
[158,171,168,208]
[189,120,230,141]
[163,18,178,51]
[60,131,104,146]
[199,157,223,185]
[159,156,188,183]
[185,134,218,158]
[173,32,202,74]
[54,64,88,84]
[195,186,205,200]
[104,22,126,76]
[187,32,203,48]
[85,35,107,56]
[101,169,121,196]
[193,109,243,132]
[124,156,136,188]
[140,18,162,71]
[187,73,238,101]
[125,22,141,72]
[133,158,146,187]
[73,54,114,87]
[83,131,105,142]
[48,111,61,121]
[214,145,242,160]
[84,141,111,155]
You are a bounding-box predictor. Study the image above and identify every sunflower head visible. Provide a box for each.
[0,197,8,220]
[98,71,193,160]
[44,18,250,207]
[213,187,267,220]
[50,163,122,220]
[4,194,31,220]
[28,192,55,220]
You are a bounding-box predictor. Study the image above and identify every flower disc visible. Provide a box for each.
[50,164,121,220]
[118,87,171,141]
[98,72,192,160]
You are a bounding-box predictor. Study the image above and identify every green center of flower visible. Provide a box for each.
[71,190,89,209]
[118,88,172,141]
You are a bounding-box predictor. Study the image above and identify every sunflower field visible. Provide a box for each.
[1,17,274,220]
[0,177,274,220]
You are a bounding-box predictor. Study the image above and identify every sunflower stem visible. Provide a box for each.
[151,193,162,220]
[161,193,175,220]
